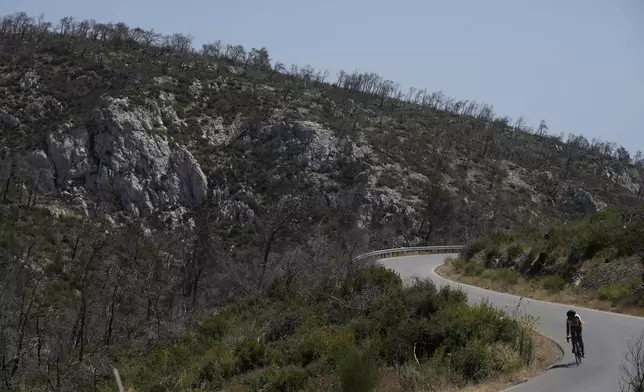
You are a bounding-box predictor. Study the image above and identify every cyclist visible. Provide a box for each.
[566,309,585,357]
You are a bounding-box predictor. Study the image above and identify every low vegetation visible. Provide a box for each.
[97,267,546,392]
[0,201,563,391]
[438,205,644,316]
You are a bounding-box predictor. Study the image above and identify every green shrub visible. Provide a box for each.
[489,342,523,373]
[506,243,525,261]
[540,275,566,292]
[336,347,378,392]
[450,340,494,383]
[347,266,402,294]
[495,268,520,285]
[263,365,309,392]
[119,339,195,391]
[512,322,534,364]
[598,278,641,304]
[595,246,619,262]
[398,362,452,392]
[461,239,487,260]
[196,315,229,344]
[286,334,323,367]
[351,317,374,342]
[272,325,355,369]
[633,286,644,306]
[233,367,272,390]
[197,361,227,389]
[265,312,302,343]
[450,258,469,273]
[378,318,427,365]
[234,338,268,373]
[103,260,538,391]
[463,262,484,276]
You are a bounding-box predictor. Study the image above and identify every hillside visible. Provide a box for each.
[2,13,643,243]
[0,11,639,391]
[440,205,644,316]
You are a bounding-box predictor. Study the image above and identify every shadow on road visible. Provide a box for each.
[548,361,579,370]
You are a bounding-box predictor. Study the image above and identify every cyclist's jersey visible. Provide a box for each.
[567,314,583,333]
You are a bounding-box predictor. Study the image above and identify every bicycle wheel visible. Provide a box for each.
[574,340,582,365]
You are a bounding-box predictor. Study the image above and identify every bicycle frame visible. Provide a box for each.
[570,334,583,365]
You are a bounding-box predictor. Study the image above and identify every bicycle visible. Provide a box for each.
[566,334,583,365]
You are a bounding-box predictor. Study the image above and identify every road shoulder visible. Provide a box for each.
[435,258,644,318]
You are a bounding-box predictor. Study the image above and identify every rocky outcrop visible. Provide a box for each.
[580,257,643,290]
[569,188,607,214]
[31,96,208,217]
[633,285,644,305]
[0,109,20,129]
[189,79,203,98]
[20,70,39,90]
[263,120,371,171]
[201,115,235,146]
[212,187,255,223]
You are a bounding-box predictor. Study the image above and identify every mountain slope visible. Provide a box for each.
[1,12,643,246]
[0,12,641,391]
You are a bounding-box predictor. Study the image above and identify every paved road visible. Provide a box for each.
[379,254,644,392]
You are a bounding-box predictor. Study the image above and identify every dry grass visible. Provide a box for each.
[436,260,644,318]
[456,332,561,392]
[369,333,561,392]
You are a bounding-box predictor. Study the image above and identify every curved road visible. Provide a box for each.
[379,254,644,392]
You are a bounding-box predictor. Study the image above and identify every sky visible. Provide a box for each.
[2,0,643,153]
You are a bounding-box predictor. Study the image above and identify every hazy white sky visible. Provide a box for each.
[2,0,643,152]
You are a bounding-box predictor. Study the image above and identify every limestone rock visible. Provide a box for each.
[569,188,607,214]
[30,96,208,217]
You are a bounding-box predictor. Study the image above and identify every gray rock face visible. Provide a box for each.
[264,120,371,170]
[201,116,234,146]
[0,109,20,129]
[20,70,39,90]
[580,257,643,290]
[570,188,607,214]
[170,148,208,205]
[34,97,208,217]
[189,79,203,98]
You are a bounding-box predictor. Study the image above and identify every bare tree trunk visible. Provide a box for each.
[424,222,433,244]
[191,268,202,308]
[36,306,42,366]
[2,163,14,204]
[1,349,9,388]
[261,230,276,284]
[104,284,117,346]
[71,235,81,262]
[78,293,87,362]
[11,274,43,378]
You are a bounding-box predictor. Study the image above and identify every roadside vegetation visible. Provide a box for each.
[620,329,644,392]
[1,201,561,391]
[438,205,644,317]
[95,267,554,392]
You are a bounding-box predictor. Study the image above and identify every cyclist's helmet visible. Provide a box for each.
[566,309,576,317]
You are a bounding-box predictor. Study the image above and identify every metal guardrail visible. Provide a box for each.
[354,245,465,263]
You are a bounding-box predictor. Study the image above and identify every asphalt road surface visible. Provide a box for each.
[379,254,644,392]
